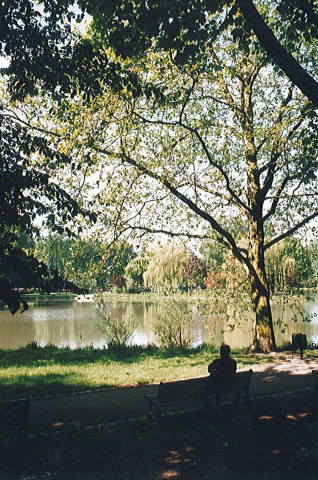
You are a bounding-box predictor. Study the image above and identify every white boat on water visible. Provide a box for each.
[74,294,94,302]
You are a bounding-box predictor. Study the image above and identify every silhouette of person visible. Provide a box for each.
[208,344,237,377]
[202,344,237,408]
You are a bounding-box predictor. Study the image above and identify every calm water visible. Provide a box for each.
[0,296,317,350]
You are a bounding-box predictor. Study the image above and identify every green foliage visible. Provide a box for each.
[0,106,93,235]
[0,92,95,312]
[4,1,317,118]
[125,256,149,288]
[200,239,226,273]
[153,300,194,349]
[35,236,135,292]
[0,228,82,313]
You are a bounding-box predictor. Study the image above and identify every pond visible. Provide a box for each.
[0,295,317,350]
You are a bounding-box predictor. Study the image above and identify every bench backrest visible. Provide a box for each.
[208,370,253,394]
[158,377,205,402]
[157,370,253,402]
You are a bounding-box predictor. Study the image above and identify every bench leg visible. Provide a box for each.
[145,396,154,421]
[145,396,161,422]
[232,392,240,408]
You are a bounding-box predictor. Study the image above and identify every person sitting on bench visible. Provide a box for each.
[208,344,237,377]
[202,344,237,407]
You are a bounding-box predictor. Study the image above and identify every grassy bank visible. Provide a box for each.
[22,293,77,306]
[0,343,314,400]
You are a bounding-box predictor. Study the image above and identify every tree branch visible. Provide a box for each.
[180,78,196,124]
[237,0,318,107]
[263,167,311,222]
[2,109,60,138]
[256,84,294,160]
[97,145,249,264]
[209,48,246,122]
[133,111,250,213]
[127,225,211,240]
[264,210,318,250]
[260,116,305,198]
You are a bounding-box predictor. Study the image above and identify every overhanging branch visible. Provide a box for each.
[133,111,250,214]
[238,0,318,108]
[97,145,249,265]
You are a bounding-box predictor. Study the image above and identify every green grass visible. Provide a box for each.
[0,343,308,400]
[21,293,76,306]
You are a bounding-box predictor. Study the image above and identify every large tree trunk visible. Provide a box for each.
[249,267,276,352]
[238,58,277,353]
[248,216,276,352]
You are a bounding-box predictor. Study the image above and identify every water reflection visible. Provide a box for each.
[0,295,317,350]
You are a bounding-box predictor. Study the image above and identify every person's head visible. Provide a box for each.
[220,344,231,359]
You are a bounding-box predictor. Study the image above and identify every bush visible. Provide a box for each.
[153,300,194,349]
[95,298,138,350]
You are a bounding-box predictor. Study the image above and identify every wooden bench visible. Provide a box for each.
[0,398,30,440]
[145,370,253,420]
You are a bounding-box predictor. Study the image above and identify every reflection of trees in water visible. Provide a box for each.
[202,313,254,349]
[0,296,317,349]
[271,297,318,346]
[0,312,36,349]
[32,304,101,348]
[197,295,318,348]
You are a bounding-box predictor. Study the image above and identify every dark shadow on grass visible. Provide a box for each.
[0,343,218,368]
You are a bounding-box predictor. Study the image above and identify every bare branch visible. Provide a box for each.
[264,210,318,250]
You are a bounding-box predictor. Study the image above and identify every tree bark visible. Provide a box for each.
[241,66,277,352]
[246,191,276,353]
[249,260,276,353]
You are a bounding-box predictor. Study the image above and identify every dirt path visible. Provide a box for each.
[29,357,318,435]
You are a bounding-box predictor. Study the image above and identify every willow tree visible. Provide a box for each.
[143,245,188,293]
